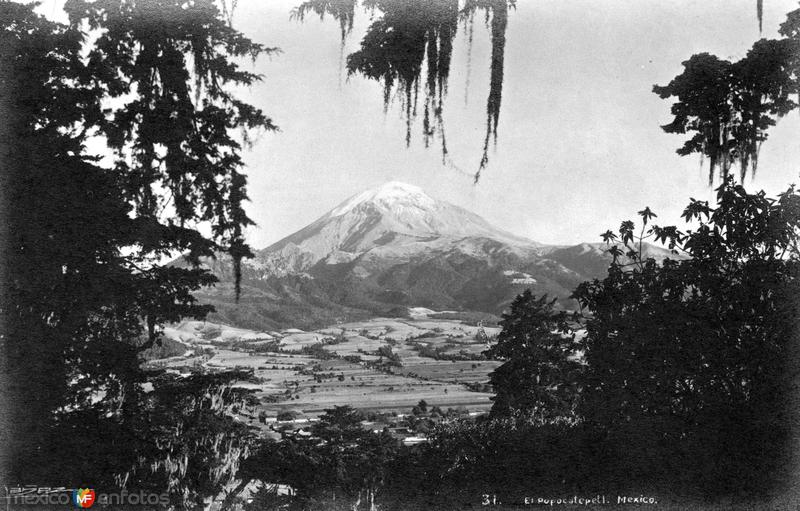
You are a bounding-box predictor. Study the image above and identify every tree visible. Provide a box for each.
[310,406,399,510]
[142,373,256,509]
[1,2,129,483]
[240,406,400,510]
[484,290,581,420]
[572,178,800,494]
[311,405,365,444]
[654,10,799,184]
[1,0,275,497]
[63,0,277,299]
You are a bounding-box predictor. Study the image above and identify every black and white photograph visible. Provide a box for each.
[2,0,800,509]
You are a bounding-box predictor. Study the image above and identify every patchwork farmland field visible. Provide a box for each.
[152,313,502,419]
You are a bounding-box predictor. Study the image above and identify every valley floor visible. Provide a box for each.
[148,312,502,435]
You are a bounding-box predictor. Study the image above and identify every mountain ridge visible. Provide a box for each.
[190,181,679,330]
[255,181,546,277]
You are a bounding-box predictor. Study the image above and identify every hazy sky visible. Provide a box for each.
[49,0,800,247]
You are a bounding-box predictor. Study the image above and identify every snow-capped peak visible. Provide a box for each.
[258,181,545,275]
[330,181,436,217]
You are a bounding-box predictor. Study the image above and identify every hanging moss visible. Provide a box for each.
[757,0,763,33]
[291,0,357,44]
[463,10,475,106]
[347,1,459,145]
[295,0,514,181]
[475,0,509,183]
[292,1,357,86]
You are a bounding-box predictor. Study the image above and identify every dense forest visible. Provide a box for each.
[1,1,799,510]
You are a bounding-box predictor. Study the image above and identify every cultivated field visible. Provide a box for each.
[153,311,502,419]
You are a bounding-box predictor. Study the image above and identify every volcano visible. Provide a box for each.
[252,181,546,278]
[192,182,675,330]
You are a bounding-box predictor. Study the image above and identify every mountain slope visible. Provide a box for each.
[192,182,679,330]
[252,181,544,277]
[545,242,679,279]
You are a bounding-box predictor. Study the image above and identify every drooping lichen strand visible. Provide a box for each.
[475,0,509,183]
[291,0,357,44]
[463,11,475,106]
[300,0,514,180]
[757,0,763,33]
[346,0,460,157]
[291,0,357,87]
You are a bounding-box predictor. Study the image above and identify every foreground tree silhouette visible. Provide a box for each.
[573,178,800,495]
[485,291,581,420]
[240,406,399,510]
[395,180,800,505]
[1,0,274,501]
[654,7,800,184]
